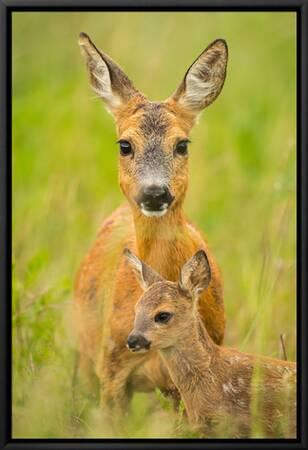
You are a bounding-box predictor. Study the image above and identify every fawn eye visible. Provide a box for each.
[154,312,173,324]
[118,140,133,157]
[174,140,190,156]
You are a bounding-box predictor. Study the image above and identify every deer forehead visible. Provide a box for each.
[135,287,192,324]
[116,101,194,142]
[136,282,179,312]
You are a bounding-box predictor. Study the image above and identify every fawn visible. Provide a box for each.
[75,33,228,415]
[126,249,296,438]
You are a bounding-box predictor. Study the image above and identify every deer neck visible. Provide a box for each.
[159,316,220,420]
[132,205,192,280]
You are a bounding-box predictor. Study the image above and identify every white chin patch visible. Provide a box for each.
[141,206,168,217]
[127,346,149,354]
[135,348,149,353]
[140,204,168,218]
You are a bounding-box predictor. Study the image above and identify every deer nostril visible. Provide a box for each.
[135,184,174,214]
[127,335,139,349]
[127,334,151,351]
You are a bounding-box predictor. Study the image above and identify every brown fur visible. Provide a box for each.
[127,251,296,438]
[76,34,228,415]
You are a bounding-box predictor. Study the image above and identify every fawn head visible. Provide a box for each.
[124,248,211,352]
[79,33,228,218]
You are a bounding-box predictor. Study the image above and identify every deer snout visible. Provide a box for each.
[136,184,174,217]
[127,333,151,353]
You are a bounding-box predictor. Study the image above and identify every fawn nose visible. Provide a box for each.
[127,334,151,352]
[137,185,174,213]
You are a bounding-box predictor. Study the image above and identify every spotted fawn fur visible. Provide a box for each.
[126,249,296,437]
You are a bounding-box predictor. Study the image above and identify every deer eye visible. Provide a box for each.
[174,140,190,156]
[118,140,133,157]
[154,312,173,324]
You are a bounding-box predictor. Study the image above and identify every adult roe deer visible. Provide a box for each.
[126,249,296,438]
[75,32,228,415]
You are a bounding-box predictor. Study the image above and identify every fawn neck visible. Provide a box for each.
[159,315,220,419]
[132,205,192,281]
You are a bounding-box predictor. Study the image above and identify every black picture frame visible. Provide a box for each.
[1,1,307,449]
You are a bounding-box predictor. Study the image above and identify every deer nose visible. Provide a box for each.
[138,184,174,212]
[144,185,166,198]
[127,334,151,352]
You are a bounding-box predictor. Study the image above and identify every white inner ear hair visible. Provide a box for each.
[182,71,215,108]
[180,63,215,110]
[125,251,142,272]
[91,61,122,110]
[125,251,148,289]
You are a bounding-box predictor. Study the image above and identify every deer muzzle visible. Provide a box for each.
[136,184,174,217]
[127,333,151,353]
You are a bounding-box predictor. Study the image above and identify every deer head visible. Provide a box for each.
[124,248,211,352]
[79,33,228,218]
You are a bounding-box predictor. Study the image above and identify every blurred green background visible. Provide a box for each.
[12,12,296,438]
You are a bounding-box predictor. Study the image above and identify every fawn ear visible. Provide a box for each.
[170,39,228,115]
[78,32,141,112]
[180,250,211,298]
[124,248,164,290]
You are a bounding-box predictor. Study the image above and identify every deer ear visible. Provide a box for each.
[180,250,211,298]
[170,39,228,115]
[78,32,142,112]
[124,248,164,290]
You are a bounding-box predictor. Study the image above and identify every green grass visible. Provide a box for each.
[12,12,296,438]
